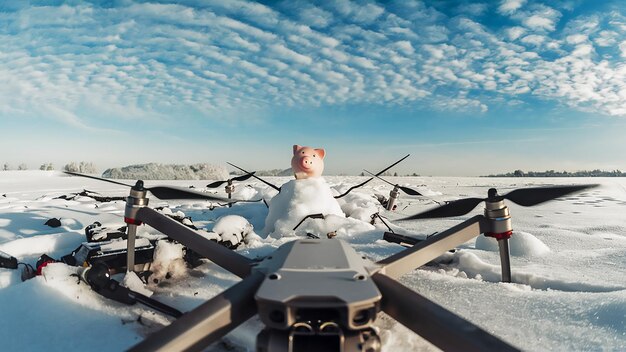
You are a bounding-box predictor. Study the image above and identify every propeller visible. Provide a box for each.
[226,162,281,192]
[363,169,423,196]
[206,172,256,188]
[64,171,238,203]
[400,184,598,221]
[335,154,410,199]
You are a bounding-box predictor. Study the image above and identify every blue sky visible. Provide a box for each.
[0,0,625,176]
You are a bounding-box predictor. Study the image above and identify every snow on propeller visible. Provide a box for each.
[125,183,597,351]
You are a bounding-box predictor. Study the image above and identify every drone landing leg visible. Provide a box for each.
[129,272,264,352]
[377,215,489,279]
[498,238,512,283]
[126,224,137,272]
[372,273,519,351]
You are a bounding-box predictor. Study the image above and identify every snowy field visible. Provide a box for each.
[0,171,625,351]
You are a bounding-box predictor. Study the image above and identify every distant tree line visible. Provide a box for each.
[103,163,228,180]
[1,162,97,172]
[485,169,625,177]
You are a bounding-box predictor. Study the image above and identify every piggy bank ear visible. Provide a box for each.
[293,145,302,155]
[315,148,326,159]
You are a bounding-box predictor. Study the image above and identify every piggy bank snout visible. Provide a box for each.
[299,156,314,168]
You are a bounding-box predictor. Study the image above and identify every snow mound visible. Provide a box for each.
[149,240,187,284]
[122,271,153,297]
[263,178,345,237]
[450,251,624,292]
[232,185,259,201]
[475,231,550,256]
[336,190,381,222]
[212,215,255,246]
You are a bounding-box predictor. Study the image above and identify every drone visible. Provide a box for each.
[64,171,595,352]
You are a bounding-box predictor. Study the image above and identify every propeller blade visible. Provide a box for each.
[206,172,256,188]
[398,185,423,196]
[363,169,395,187]
[63,171,134,188]
[65,171,240,202]
[227,162,280,192]
[400,197,484,220]
[147,186,236,202]
[232,172,255,182]
[335,154,410,199]
[363,169,423,196]
[372,273,520,351]
[503,184,598,206]
[206,180,227,188]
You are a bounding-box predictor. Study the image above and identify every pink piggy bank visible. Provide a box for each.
[291,145,326,179]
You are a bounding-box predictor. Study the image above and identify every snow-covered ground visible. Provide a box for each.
[0,171,624,351]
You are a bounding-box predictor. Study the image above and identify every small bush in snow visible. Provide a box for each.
[64,161,97,173]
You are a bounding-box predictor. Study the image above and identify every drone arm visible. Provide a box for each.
[377,215,488,279]
[136,207,253,278]
[129,272,264,352]
[372,273,519,351]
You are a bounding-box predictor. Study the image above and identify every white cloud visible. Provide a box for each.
[269,43,313,65]
[505,26,526,40]
[572,44,594,57]
[498,0,527,15]
[395,40,415,55]
[620,41,626,58]
[523,14,556,31]
[566,34,588,45]
[330,0,385,24]
[521,34,546,46]
[594,30,618,47]
[459,3,488,16]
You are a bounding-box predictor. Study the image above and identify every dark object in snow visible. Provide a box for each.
[44,218,62,228]
[54,189,125,203]
[36,254,58,275]
[61,239,155,271]
[2,194,6,197]
[21,264,36,281]
[85,222,127,242]
[78,262,183,318]
[218,238,240,250]
[0,250,18,269]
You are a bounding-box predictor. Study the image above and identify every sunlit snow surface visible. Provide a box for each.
[0,171,625,351]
